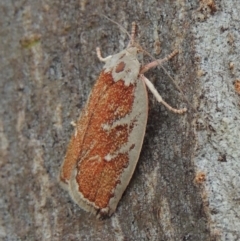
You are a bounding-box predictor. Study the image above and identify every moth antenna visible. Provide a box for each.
[100,14,132,40]
[128,22,137,47]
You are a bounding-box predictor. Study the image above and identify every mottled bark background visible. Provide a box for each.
[1,0,240,240]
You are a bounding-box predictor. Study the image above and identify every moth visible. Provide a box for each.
[59,22,186,219]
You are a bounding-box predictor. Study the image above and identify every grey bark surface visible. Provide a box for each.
[0,0,238,240]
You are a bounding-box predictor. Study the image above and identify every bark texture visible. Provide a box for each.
[1,0,238,240]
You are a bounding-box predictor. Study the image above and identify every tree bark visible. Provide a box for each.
[1,0,238,240]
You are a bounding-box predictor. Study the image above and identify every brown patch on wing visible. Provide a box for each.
[115,61,126,73]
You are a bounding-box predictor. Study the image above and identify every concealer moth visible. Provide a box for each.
[59,21,187,219]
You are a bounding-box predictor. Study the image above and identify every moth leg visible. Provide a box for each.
[96,47,112,62]
[140,74,187,114]
[140,50,178,74]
